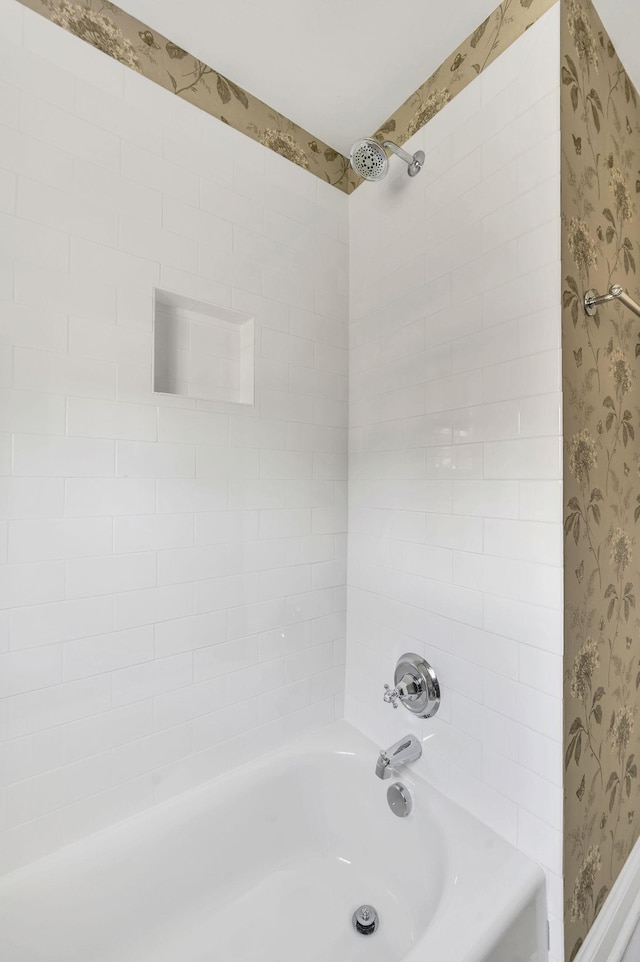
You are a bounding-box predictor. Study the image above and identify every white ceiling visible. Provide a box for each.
[119,0,640,156]
[118,0,502,154]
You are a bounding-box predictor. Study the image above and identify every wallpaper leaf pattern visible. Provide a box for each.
[562,0,640,958]
[16,0,556,194]
[367,0,558,159]
[16,0,354,191]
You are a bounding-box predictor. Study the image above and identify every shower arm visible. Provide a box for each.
[383,140,425,176]
[382,141,416,165]
[584,284,640,319]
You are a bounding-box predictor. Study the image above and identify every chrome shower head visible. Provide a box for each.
[349,138,389,181]
[349,138,425,182]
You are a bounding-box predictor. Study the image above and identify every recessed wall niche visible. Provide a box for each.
[153,289,255,405]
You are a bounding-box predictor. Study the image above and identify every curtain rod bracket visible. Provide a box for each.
[584,284,640,319]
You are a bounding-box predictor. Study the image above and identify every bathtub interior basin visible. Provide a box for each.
[0,721,547,962]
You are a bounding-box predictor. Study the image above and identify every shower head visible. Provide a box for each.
[349,138,425,181]
[349,138,389,182]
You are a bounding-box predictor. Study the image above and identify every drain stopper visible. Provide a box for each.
[352,904,379,935]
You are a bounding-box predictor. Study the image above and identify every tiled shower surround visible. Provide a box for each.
[347,8,564,959]
[0,0,566,956]
[0,0,347,871]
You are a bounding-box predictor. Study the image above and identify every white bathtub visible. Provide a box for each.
[0,721,547,962]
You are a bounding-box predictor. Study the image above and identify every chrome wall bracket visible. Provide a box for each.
[584,284,640,319]
[383,652,440,718]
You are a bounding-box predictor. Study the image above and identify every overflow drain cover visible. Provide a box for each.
[352,904,379,935]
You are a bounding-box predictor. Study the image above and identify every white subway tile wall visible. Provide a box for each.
[0,0,347,872]
[346,8,563,960]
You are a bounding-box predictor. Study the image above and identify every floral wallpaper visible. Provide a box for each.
[15,0,355,192]
[367,0,558,158]
[561,0,640,958]
[15,0,557,195]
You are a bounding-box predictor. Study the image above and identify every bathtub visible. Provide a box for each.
[0,721,547,962]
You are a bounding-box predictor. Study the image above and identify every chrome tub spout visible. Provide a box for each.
[375,733,422,779]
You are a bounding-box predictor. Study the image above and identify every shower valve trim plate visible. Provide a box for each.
[382,652,440,718]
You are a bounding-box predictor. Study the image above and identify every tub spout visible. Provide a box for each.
[375,733,422,779]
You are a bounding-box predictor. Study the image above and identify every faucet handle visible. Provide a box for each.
[383,683,400,708]
[382,654,441,718]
